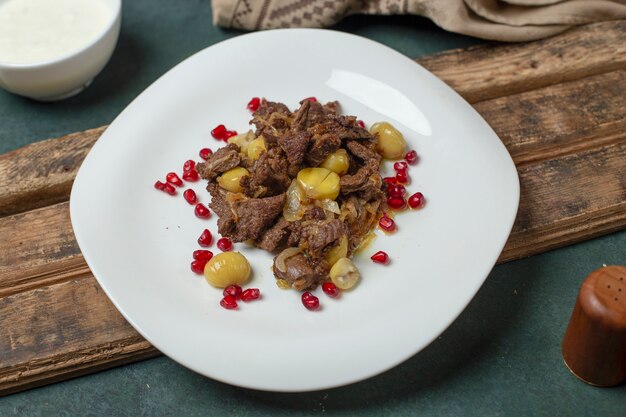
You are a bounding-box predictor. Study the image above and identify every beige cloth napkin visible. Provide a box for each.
[211,0,626,41]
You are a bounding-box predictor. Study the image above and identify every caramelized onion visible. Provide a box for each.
[275,247,302,273]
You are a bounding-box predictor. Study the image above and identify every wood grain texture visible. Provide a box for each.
[1,20,626,395]
[418,20,626,103]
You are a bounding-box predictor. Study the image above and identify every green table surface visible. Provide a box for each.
[1,1,625,416]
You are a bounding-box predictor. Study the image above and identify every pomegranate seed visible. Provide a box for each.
[198,229,213,247]
[301,292,320,310]
[387,195,406,210]
[371,251,389,264]
[387,184,406,197]
[223,130,237,141]
[183,160,196,172]
[394,161,408,172]
[190,259,207,274]
[163,183,177,195]
[220,295,238,310]
[193,249,213,261]
[405,150,418,165]
[356,120,365,128]
[322,282,340,298]
[195,203,211,219]
[241,288,261,302]
[211,124,227,140]
[217,237,233,252]
[199,148,213,160]
[383,176,397,186]
[154,180,165,190]
[396,171,409,184]
[166,172,183,187]
[183,189,197,205]
[303,97,317,102]
[378,215,396,232]
[247,97,260,112]
[183,169,199,182]
[408,192,426,209]
[223,285,242,299]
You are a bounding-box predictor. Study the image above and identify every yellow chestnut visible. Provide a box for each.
[329,257,360,290]
[296,167,340,201]
[247,137,267,160]
[370,121,406,160]
[324,236,348,267]
[204,252,251,288]
[320,149,349,175]
[218,167,250,193]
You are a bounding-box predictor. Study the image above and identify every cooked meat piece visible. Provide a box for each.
[277,130,311,167]
[197,144,241,181]
[273,252,328,291]
[256,217,292,252]
[340,196,378,252]
[250,99,291,144]
[357,176,385,202]
[305,133,341,166]
[323,101,340,115]
[228,193,286,242]
[340,158,379,193]
[292,99,336,131]
[346,140,380,162]
[299,219,347,259]
[242,149,291,197]
[287,221,302,247]
[207,183,236,236]
[303,206,326,221]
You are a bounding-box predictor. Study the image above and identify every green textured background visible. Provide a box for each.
[1,1,625,415]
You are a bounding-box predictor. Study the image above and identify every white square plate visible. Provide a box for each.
[70,29,519,392]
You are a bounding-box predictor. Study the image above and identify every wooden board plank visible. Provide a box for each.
[1,20,625,394]
[418,20,626,103]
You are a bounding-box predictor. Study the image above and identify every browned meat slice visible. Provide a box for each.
[229,193,286,242]
[305,133,341,166]
[346,140,380,162]
[277,130,311,167]
[292,100,337,131]
[299,219,347,259]
[197,144,241,181]
[303,206,326,221]
[241,148,291,197]
[323,101,340,116]
[250,99,291,144]
[340,196,378,252]
[340,158,379,193]
[273,252,328,291]
[207,183,236,236]
[256,217,292,252]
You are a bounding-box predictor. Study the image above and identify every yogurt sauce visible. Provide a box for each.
[0,0,113,64]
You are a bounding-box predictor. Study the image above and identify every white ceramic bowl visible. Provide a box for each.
[0,0,121,101]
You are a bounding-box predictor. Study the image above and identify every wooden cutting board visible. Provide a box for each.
[1,20,625,395]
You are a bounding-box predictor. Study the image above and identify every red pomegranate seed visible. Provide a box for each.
[199,148,213,160]
[357,120,365,128]
[183,169,199,182]
[195,203,211,219]
[166,172,183,187]
[183,160,196,172]
[198,229,213,247]
[396,171,409,184]
[193,249,213,261]
[301,292,320,310]
[217,237,233,252]
[190,259,207,274]
[303,97,317,102]
[163,183,177,195]
[247,97,260,112]
[408,192,426,209]
[183,189,197,205]
[387,195,406,210]
[223,285,242,299]
[383,176,398,186]
[223,130,237,141]
[378,215,396,232]
[405,150,418,165]
[154,180,166,190]
[394,161,408,173]
[371,251,389,264]
[211,124,227,140]
[220,295,238,310]
[241,288,261,302]
[387,184,406,197]
[322,282,340,298]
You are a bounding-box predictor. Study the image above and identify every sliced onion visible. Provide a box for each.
[275,247,302,273]
[283,180,306,222]
[320,199,340,215]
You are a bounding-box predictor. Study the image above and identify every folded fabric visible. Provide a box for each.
[211,0,626,41]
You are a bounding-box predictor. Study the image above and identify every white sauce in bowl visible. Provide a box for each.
[0,0,113,64]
